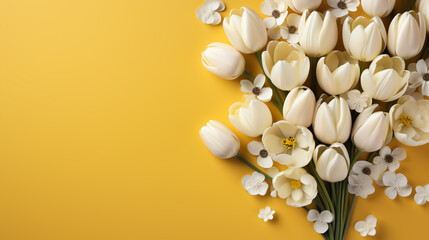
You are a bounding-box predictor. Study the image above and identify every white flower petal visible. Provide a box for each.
[240,80,254,93]
[247,141,264,155]
[314,221,329,234]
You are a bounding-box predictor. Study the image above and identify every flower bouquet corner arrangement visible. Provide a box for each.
[197,0,429,239]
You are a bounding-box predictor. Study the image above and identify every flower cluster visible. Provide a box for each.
[198,0,429,239]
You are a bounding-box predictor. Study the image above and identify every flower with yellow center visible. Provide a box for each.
[272,168,318,207]
[389,93,429,146]
[262,120,315,168]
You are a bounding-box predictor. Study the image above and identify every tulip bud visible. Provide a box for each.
[201,43,245,80]
[361,0,395,17]
[343,16,387,62]
[229,96,273,137]
[299,10,338,57]
[283,86,316,127]
[200,120,240,159]
[313,95,352,144]
[261,41,310,90]
[361,54,409,102]
[313,143,350,182]
[286,0,321,13]
[223,7,268,54]
[352,104,393,152]
[316,51,360,95]
[417,0,429,33]
[388,11,426,59]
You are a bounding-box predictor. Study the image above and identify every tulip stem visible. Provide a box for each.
[408,0,416,11]
[242,70,255,81]
[234,154,272,181]
[342,195,356,240]
[421,37,429,59]
[311,57,318,95]
[402,0,408,12]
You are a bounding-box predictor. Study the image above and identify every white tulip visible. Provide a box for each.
[282,86,316,127]
[223,7,268,54]
[316,51,360,95]
[313,95,352,144]
[352,104,392,152]
[261,40,310,90]
[200,120,240,159]
[361,0,395,17]
[201,43,245,80]
[389,93,429,146]
[361,54,409,102]
[229,96,272,137]
[417,0,429,33]
[262,120,315,168]
[313,143,350,182]
[299,10,338,57]
[272,168,318,207]
[286,0,321,13]
[343,16,387,62]
[388,11,426,59]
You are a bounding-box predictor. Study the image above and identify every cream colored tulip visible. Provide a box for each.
[417,0,429,33]
[313,143,350,182]
[200,120,240,159]
[286,0,321,13]
[223,7,268,54]
[229,96,272,137]
[361,54,409,102]
[261,41,310,90]
[352,104,392,152]
[388,11,426,59]
[313,95,352,144]
[316,51,360,95]
[262,120,315,168]
[283,86,315,127]
[343,16,387,62]
[201,43,245,80]
[361,0,395,17]
[389,93,429,146]
[298,10,338,57]
[272,168,318,207]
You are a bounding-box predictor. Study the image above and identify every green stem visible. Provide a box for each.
[342,195,356,240]
[242,70,255,81]
[235,154,272,181]
[335,182,343,240]
[408,0,416,11]
[348,149,362,175]
[311,57,318,94]
[421,37,429,60]
[254,52,283,114]
[402,0,408,12]
[367,151,378,163]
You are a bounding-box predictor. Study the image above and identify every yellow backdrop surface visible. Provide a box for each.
[0,0,428,239]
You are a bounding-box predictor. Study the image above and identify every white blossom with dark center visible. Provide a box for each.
[327,0,360,18]
[240,74,273,102]
[247,140,276,168]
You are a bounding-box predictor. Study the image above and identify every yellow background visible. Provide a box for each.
[0,0,427,239]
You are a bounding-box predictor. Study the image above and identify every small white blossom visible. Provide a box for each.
[328,0,360,18]
[348,174,375,199]
[414,184,429,205]
[258,206,275,222]
[352,161,380,180]
[341,90,372,113]
[240,74,273,102]
[266,13,301,43]
[307,210,334,234]
[242,172,269,196]
[373,146,406,172]
[382,171,412,199]
[248,141,276,168]
[267,167,280,197]
[196,0,225,25]
[355,215,377,237]
[407,59,429,97]
[261,0,288,28]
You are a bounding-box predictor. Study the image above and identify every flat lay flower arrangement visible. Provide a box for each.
[198,0,429,239]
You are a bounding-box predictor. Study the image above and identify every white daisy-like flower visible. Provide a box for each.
[267,167,280,197]
[352,161,380,180]
[414,184,429,205]
[261,0,288,29]
[247,141,276,168]
[240,74,273,102]
[355,215,377,237]
[341,90,372,113]
[382,171,412,199]
[407,59,429,97]
[328,0,360,18]
[373,146,406,172]
[258,206,275,222]
[196,0,225,25]
[348,174,375,199]
[242,172,269,196]
[307,210,334,234]
[266,14,302,43]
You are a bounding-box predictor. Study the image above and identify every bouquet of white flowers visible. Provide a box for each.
[198,0,429,239]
